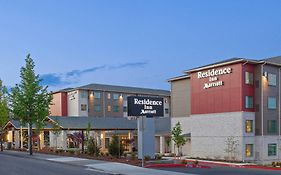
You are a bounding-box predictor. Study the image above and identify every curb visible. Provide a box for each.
[145,159,281,171]
[145,163,211,169]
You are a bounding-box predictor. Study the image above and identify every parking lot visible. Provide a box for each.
[151,165,281,175]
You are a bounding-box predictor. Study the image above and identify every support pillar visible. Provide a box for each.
[160,136,165,154]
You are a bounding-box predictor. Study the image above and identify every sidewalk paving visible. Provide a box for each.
[2,150,197,175]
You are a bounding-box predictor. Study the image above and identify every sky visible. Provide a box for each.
[0,0,281,91]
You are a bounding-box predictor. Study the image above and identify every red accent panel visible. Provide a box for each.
[191,63,255,114]
[61,92,68,116]
[242,64,255,112]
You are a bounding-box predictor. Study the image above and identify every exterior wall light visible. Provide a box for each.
[263,71,268,78]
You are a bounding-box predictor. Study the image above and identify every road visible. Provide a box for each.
[0,153,107,175]
[152,166,281,175]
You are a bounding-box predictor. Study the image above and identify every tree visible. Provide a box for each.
[224,136,239,160]
[87,137,100,156]
[171,122,187,156]
[108,135,124,158]
[10,54,52,155]
[0,80,9,151]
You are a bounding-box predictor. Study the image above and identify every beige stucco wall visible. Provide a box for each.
[171,78,191,118]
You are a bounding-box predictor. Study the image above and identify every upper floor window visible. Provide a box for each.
[107,105,111,112]
[94,92,101,99]
[94,104,101,112]
[268,97,277,109]
[245,72,253,85]
[113,93,119,100]
[80,91,88,98]
[113,105,119,112]
[81,104,87,111]
[245,120,253,133]
[165,108,169,114]
[268,143,277,156]
[267,120,277,134]
[268,73,277,86]
[245,96,253,109]
[107,93,111,99]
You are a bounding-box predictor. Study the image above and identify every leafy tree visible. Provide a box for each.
[10,54,52,155]
[108,135,124,158]
[171,122,186,156]
[87,137,100,156]
[0,80,9,151]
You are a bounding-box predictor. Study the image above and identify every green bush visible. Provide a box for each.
[108,135,124,158]
[155,154,162,160]
[144,155,151,161]
[87,137,100,156]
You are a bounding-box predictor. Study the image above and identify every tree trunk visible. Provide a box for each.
[28,122,33,155]
[81,131,84,153]
[0,133,3,152]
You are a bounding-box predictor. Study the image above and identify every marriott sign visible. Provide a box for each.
[197,67,232,89]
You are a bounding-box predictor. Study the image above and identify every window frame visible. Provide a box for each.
[94,104,101,112]
[245,71,254,85]
[245,120,253,133]
[245,144,254,157]
[268,73,277,86]
[268,97,277,109]
[245,96,254,109]
[268,143,277,156]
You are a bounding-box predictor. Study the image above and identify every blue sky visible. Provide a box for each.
[0,0,280,91]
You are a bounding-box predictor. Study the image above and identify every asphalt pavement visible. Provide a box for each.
[152,165,281,175]
[0,152,107,175]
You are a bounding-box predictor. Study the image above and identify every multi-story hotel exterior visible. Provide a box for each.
[169,56,281,163]
[50,83,170,118]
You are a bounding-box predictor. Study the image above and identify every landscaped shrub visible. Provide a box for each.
[144,155,151,161]
[155,154,162,160]
[108,135,124,158]
[87,137,100,156]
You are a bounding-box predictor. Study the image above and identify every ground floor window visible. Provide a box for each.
[245,144,253,157]
[268,143,277,156]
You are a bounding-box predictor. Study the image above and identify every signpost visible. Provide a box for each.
[127,96,164,167]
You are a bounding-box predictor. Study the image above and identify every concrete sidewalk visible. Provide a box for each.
[2,150,196,175]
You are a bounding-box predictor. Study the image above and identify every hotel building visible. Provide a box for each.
[4,83,171,154]
[169,56,281,163]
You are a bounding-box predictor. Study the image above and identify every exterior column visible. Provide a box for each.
[39,131,45,150]
[14,131,20,149]
[160,136,165,154]
[100,131,106,152]
[128,131,133,152]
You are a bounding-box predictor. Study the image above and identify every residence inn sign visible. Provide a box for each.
[197,67,232,89]
[127,96,164,116]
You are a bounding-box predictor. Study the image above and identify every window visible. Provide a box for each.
[123,106,127,112]
[267,120,277,133]
[107,93,111,99]
[80,91,88,98]
[81,104,87,111]
[94,92,101,99]
[123,94,128,101]
[245,72,253,85]
[107,105,111,112]
[165,108,169,114]
[113,105,119,112]
[113,93,119,100]
[245,96,253,109]
[245,144,254,157]
[268,73,277,86]
[94,105,101,112]
[245,120,253,133]
[268,97,277,109]
[268,144,277,156]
